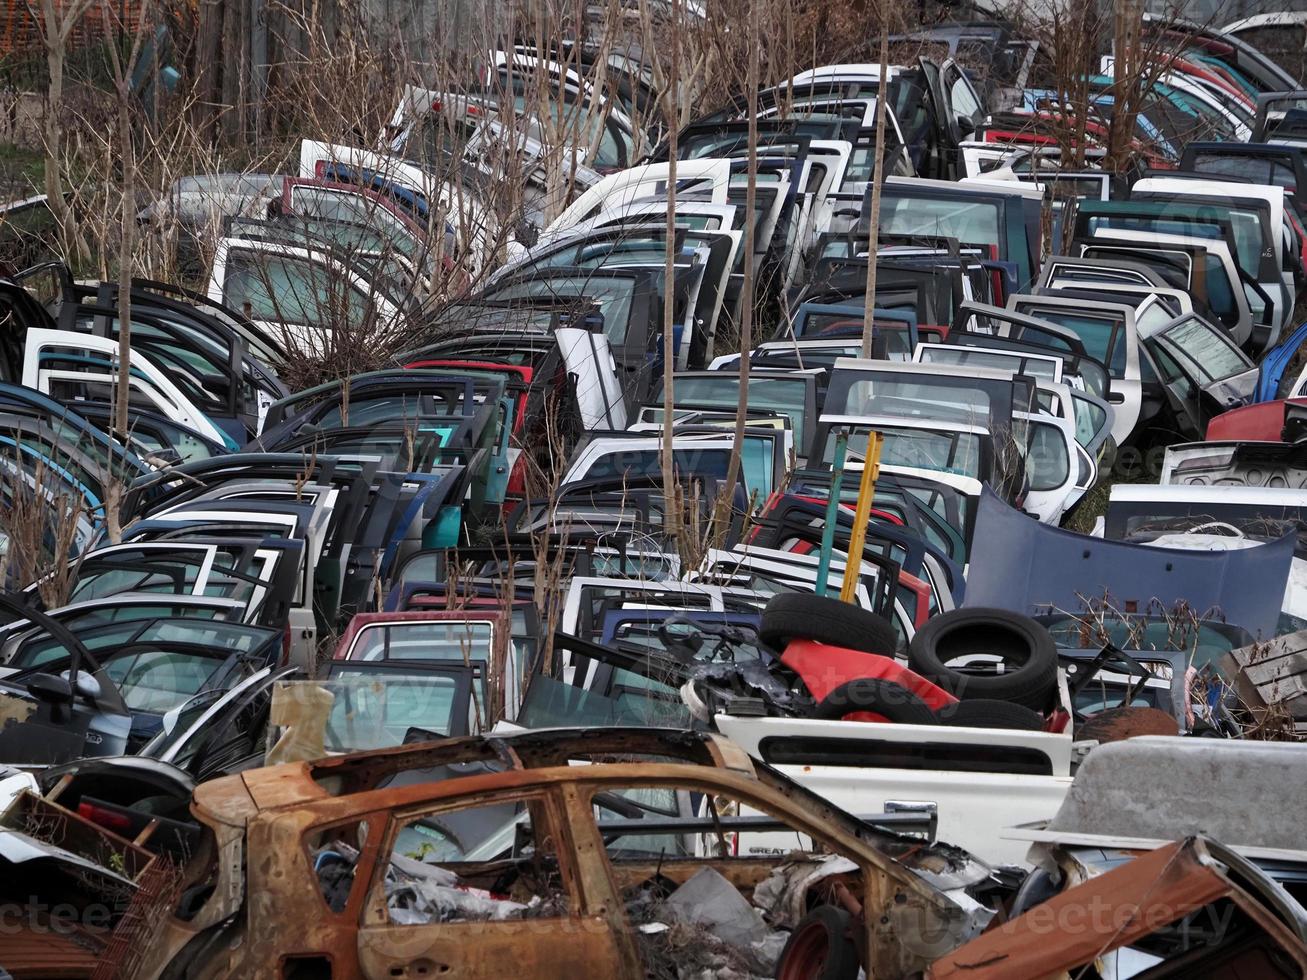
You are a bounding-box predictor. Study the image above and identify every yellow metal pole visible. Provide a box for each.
[839,430,883,604]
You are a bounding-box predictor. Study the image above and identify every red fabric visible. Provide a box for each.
[781,638,957,723]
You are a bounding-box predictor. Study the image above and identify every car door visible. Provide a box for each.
[1143,313,1258,415]
[60,281,284,442]
[1016,410,1078,524]
[1080,231,1256,349]
[353,785,631,980]
[21,328,231,447]
[941,58,985,139]
[543,159,733,241]
[1006,294,1141,445]
[209,238,397,355]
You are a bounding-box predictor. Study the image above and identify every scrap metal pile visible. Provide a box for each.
[4,10,1307,980]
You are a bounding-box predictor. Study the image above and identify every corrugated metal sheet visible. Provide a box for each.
[0,1,148,57]
[0,927,101,979]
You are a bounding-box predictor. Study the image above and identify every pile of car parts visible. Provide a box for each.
[2,8,1307,979]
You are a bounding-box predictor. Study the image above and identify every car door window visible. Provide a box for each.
[1025,420,1070,492]
[1069,392,1109,448]
[1149,344,1197,403]
[101,650,227,712]
[1155,318,1250,384]
[486,276,636,344]
[224,250,366,329]
[1191,153,1295,189]
[1023,310,1126,378]
[355,792,586,971]
[946,66,982,120]
[583,778,846,980]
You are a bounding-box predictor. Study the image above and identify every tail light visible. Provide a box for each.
[77,801,133,835]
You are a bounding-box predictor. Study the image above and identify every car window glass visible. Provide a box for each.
[1134,300,1174,337]
[1157,318,1248,384]
[487,276,636,344]
[881,196,1000,248]
[351,621,494,663]
[843,376,993,425]
[518,672,690,728]
[1192,153,1295,189]
[1025,422,1069,492]
[224,251,367,329]
[947,67,982,119]
[1019,308,1125,378]
[70,560,203,601]
[917,347,1058,381]
[101,650,227,713]
[1070,393,1107,447]
[824,426,983,479]
[656,377,808,446]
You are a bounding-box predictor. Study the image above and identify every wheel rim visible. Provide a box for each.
[778,920,831,980]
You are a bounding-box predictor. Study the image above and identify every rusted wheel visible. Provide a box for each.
[775,905,860,980]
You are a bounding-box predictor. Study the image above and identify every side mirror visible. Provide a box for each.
[64,670,102,701]
[27,673,73,704]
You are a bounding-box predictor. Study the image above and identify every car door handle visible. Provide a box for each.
[1107,391,1125,404]
[884,800,938,840]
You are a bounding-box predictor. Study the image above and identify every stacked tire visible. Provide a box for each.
[760,595,1058,728]
[906,608,1057,725]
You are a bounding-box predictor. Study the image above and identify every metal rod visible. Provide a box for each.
[840,430,883,604]
[814,429,849,597]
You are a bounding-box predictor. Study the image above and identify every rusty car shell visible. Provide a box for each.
[927,836,1307,979]
[128,728,993,980]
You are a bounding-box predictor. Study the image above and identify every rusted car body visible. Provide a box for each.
[129,728,993,980]
[928,837,1307,979]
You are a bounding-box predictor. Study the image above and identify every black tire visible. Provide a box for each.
[812,678,939,725]
[908,607,1057,710]
[933,698,1045,731]
[775,905,860,980]
[760,593,898,655]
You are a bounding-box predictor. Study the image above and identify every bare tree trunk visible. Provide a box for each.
[221,0,242,141]
[715,0,757,537]
[659,0,681,544]
[99,0,149,448]
[115,93,133,438]
[1109,0,1143,170]
[195,0,223,139]
[34,0,93,263]
[859,0,890,357]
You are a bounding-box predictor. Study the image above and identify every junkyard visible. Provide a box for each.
[3,0,1307,976]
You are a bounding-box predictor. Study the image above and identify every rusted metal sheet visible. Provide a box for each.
[927,837,1307,979]
[128,729,989,980]
[0,929,101,979]
[1073,705,1179,742]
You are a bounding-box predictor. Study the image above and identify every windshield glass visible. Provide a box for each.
[917,346,1060,381]
[880,195,1001,248]
[273,672,464,751]
[824,424,984,479]
[101,650,231,713]
[657,376,810,446]
[840,375,994,426]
